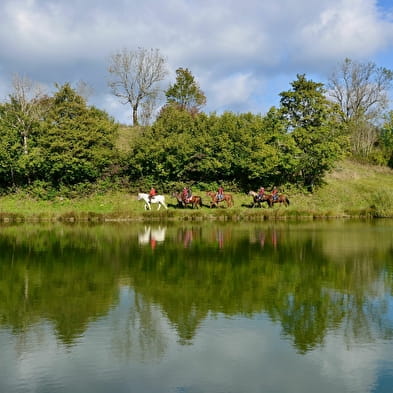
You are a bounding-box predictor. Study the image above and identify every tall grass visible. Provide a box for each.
[1,159,393,222]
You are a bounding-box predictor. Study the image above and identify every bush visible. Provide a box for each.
[26,181,57,200]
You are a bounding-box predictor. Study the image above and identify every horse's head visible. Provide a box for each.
[137,193,146,201]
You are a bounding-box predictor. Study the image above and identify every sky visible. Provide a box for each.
[1,0,393,124]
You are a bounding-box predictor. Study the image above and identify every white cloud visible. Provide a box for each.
[0,0,392,121]
[294,0,393,65]
[208,72,261,112]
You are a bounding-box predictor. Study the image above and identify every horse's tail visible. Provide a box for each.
[286,197,290,206]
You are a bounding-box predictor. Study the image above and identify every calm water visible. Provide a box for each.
[1,220,393,393]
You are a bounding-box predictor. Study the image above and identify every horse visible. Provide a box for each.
[248,191,272,208]
[172,191,203,209]
[264,193,290,207]
[137,193,168,210]
[206,191,234,208]
[172,192,185,208]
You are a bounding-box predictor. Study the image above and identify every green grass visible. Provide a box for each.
[1,159,393,222]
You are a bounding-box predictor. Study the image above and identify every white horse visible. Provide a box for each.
[138,226,167,245]
[137,193,168,210]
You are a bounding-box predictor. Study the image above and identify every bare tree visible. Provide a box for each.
[108,48,168,126]
[6,74,47,155]
[328,58,393,124]
[349,119,378,157]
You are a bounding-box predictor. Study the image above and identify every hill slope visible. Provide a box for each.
[291,159,393,217]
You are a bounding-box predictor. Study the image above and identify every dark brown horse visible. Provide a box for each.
[206,191,234,208]
[172,191,203,209]
[248,191,272,208]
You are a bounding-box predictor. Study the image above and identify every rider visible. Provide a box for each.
[217,185,224,201]
[182,187,189,202]
[149,187,157,202]
[257,186,265,201]
[272,186,278,201]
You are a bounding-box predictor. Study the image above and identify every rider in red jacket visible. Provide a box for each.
[149,187,157,202]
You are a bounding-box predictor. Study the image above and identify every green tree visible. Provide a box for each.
[165,68,206,113]
[36,84,119,185]
[128,105,199,184]
[378,111,393,167]
[280,74,347,190]
[259,107,301,186]
[0,104,22,187]
[127,106,299,190]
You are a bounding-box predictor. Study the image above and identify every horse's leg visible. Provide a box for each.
[157,203,161,211]
[162,201,168,209]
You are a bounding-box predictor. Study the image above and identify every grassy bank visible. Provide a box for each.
[1,159,393,222]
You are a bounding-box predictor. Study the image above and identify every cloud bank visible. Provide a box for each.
[1,0,393,123]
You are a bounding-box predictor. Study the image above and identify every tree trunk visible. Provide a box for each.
[133,104,139,126]
[23,134,28,155]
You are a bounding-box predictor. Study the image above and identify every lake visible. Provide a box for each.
[1,220,393,393]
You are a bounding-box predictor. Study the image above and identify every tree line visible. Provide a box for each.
[1,51,393,196]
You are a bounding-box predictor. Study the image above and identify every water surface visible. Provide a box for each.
[1,221,393,393]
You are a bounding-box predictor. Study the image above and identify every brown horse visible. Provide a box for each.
[206,191,234,208]
[248,191,272,208]
[172,191,203,209]
[265,193,290,207]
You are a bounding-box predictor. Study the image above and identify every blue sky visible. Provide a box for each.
[1,0,393,124]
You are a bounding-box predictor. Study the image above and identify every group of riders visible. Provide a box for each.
[149,185,225,203]
[148,185,280,203]
[149,186,195,203]
[255,186,279,202]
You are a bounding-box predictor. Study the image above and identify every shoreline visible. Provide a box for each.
[0,208,382,224]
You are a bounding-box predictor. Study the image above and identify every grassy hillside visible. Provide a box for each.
[290,159,393,217]
[0,159,393,222]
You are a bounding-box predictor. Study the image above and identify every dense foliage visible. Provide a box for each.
[127,75,347,191]
[0,84,119,191]
[1,67,392,196]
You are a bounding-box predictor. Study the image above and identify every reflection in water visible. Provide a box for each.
[138,226,167,249]
[1,221,393,392]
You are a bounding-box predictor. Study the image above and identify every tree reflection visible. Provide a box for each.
[0,222,393,356]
